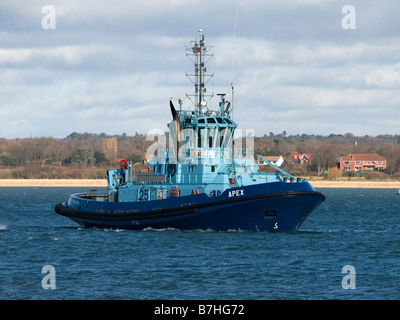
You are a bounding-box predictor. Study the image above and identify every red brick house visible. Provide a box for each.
[339,154,387,171]
[288,153,313,165]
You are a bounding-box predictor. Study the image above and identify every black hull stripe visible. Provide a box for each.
[55,191,325,221]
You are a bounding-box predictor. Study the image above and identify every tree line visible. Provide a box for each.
[1,131,400,180]
[0,132,148,179]
[255,132,400,180]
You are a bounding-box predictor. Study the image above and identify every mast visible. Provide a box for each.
[186,29,214,115]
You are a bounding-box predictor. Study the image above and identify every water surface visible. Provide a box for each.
[1,187,399,299]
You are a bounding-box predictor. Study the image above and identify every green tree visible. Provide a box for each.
[63,148,96,166]
[94,151,107,165]
[310,145,339,175]
[0,152,17,166]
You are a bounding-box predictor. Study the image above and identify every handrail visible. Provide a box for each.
[153,147,253,160]
[257,156,296,180]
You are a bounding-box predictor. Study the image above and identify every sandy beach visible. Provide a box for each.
[310,180,400,189]
[0,179,399,188]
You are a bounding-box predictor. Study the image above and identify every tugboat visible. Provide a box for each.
[55,30,325,232]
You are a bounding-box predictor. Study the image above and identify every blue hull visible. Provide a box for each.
[55,182,325,232]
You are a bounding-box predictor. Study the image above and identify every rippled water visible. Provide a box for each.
[1,187,400,300]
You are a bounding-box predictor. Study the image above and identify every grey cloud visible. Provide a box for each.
[1,0,400,138]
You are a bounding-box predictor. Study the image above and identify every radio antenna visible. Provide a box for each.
[232,7,238,86]
[231,7,239,119]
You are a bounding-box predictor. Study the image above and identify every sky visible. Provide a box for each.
[1,0,400,139]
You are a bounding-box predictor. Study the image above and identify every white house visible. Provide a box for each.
[258,156,285,167]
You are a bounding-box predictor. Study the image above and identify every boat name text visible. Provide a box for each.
[228,189,244,197]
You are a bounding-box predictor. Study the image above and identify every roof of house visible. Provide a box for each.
[288,153,313,161]
[260,156,283,161]
[339,154,386,162]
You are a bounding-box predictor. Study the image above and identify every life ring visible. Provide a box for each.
[120,159,128,170]
[146,166,152,174]
[192,150,198,158]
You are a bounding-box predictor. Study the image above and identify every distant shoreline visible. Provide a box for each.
[0,179,399,188]
[310,180,399,189]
